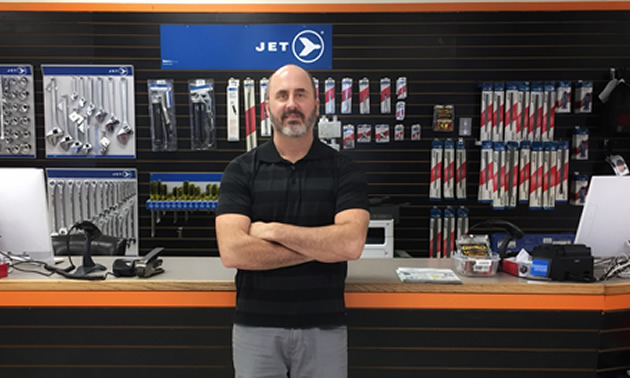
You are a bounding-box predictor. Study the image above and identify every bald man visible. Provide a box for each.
[216,64,370,377]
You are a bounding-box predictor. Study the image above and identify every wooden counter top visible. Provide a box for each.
[2,257,629,310]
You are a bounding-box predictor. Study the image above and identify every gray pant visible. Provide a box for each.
[232,324,347,378]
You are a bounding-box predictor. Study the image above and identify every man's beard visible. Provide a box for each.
[270,107,317,138]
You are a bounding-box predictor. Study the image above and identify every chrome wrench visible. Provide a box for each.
[117,77,133,144]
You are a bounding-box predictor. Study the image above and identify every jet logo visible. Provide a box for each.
[292,30,325,64]
[108,66,130,76]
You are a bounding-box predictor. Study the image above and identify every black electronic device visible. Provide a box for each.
[468,220,525,258]
[530,244,594,282]
[112,247,165,278]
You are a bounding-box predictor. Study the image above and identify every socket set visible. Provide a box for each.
[0,65,36,157]
[42,65,136,158]
[46,168,139,256]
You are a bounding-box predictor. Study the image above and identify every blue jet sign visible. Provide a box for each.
[160,24,332,70]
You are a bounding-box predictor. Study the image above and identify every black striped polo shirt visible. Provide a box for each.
[216,138,369,328]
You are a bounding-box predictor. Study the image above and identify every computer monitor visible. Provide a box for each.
[574,176,630,258]
[0,168,54,264]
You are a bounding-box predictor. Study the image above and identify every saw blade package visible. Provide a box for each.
[188,79,216,151]
[148,79,177,152]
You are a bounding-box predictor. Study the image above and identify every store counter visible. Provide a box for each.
[1,257,628,378]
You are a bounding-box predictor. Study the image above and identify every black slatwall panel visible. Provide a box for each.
[0,307,607,378]
[0,11,629,257]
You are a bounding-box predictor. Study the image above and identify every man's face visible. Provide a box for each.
[267,66,319,138]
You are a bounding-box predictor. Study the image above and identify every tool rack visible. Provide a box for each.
[147,172,222,237]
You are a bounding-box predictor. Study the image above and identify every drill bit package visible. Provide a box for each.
[148,79,177,152]
[188,79,216,151]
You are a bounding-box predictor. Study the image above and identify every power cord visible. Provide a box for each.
[597,254,630,281]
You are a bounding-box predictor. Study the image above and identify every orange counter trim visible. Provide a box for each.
[1,291,629,311]
[1,2,630,13]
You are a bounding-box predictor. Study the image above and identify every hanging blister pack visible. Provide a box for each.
[456,206,469,241]
[518,140,531,204]
[375,124,390,143]
[492,82,505,141]
[341,77,352,114]
[443,207,455,258]
[443,139,455,200]
[380,77,391,114]
[148,79,177,152]
[396,77,407,99]
[359,78,370,114]
[430,139,443,201]
[260,78,271,137]
[542,142,557,210]
[243,78,257,151]
[188,79,216,151]
[543,82,556,141]
[572,127,589,160]
[325,78,335,114]
[492,142,506,210]
[519,81,531,142]
[429,207,443,258]
[227,78,240,142]
[556,140,569,203]
[343,124,355,149]
[480,82,493,141]
[529,141,544,210]
[504,82,518,141]
[313,77,319,100]
[530,82,544,142]
[411,124,421,141]
[455,138,467,200]
[394,124,404,141]
[357,124,371,143]
[478,140,494,204]
[396,101,405,121]
[574,81,593,113]
[570,173,589,206]
[506,141,519,209]
[433,105,454,132]
[556,81,571,113]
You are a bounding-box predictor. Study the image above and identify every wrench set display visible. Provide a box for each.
[47,168,139,256]
[42,65,136,158]
[0,65,36,157]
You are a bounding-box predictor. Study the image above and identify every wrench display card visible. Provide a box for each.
[46,168,139,257]
[0,65,36,158]
[41,65,136,158]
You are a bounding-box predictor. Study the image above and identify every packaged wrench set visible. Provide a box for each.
[148,79,178,152]
[429,206,469,258]
[188,79,216,151]
[42,65,136,158]
[0,65,36,157]
[46,168,138,256]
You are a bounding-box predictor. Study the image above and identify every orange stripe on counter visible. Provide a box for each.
[603,293,630,311]
[346,292,607,311]
[0,291,236,308]
[1,290,627,311]
[1,2,630,13]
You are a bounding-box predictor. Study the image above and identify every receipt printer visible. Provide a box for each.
[530,244,594,282]
[361,219,394,258]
